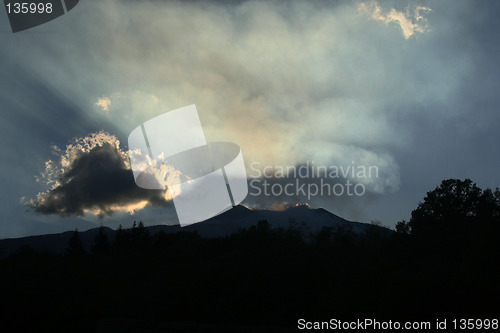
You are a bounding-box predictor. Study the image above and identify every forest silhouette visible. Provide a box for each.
[0,179,498,332]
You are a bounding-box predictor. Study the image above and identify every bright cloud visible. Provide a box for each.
[95,96,111,112]
[359,1,432,39]
[28,131,171,217]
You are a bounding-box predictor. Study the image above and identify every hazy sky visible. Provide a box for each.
[1,0,499,238]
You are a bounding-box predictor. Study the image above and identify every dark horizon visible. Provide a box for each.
[1,178,498,331]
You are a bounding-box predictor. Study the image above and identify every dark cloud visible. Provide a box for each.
[243,163,381,221]
[29,132,170,217]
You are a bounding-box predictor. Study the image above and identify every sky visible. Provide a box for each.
[0,0,499,238]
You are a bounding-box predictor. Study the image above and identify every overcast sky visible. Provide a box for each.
[1,0,499,238]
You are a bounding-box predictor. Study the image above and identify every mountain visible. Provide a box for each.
[174,204,375,237]
[0,205,390,256]
[0,226,115,257]
[0,215,100,239]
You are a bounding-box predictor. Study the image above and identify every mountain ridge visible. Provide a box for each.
[0,205,390,256]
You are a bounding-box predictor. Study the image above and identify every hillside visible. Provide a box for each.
[0,205,387,255]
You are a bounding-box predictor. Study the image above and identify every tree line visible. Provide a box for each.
[0,179,498,332]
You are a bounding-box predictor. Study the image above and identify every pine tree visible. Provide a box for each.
[67,229,85,257]
[91,226,110,255]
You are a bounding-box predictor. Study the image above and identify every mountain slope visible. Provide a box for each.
[0,205,389,255]
[176,204,373,237]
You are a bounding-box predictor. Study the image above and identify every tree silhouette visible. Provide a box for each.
[130,220,151,254]
[91,226,110,256]
[409,178,499,235]
[112,224,127,254]
[67,229,85,257]
[395,220,410,234]
[2,179,499,331]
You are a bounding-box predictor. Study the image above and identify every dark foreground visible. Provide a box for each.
[1,179,499,332]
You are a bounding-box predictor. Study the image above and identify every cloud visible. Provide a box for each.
[58,0,414,195]
[244,162,382,221]
[5,0,485,225]
[23,0,461,220]
[94,96,111,112]
[359,1,431,39]
[28,132,170,217]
